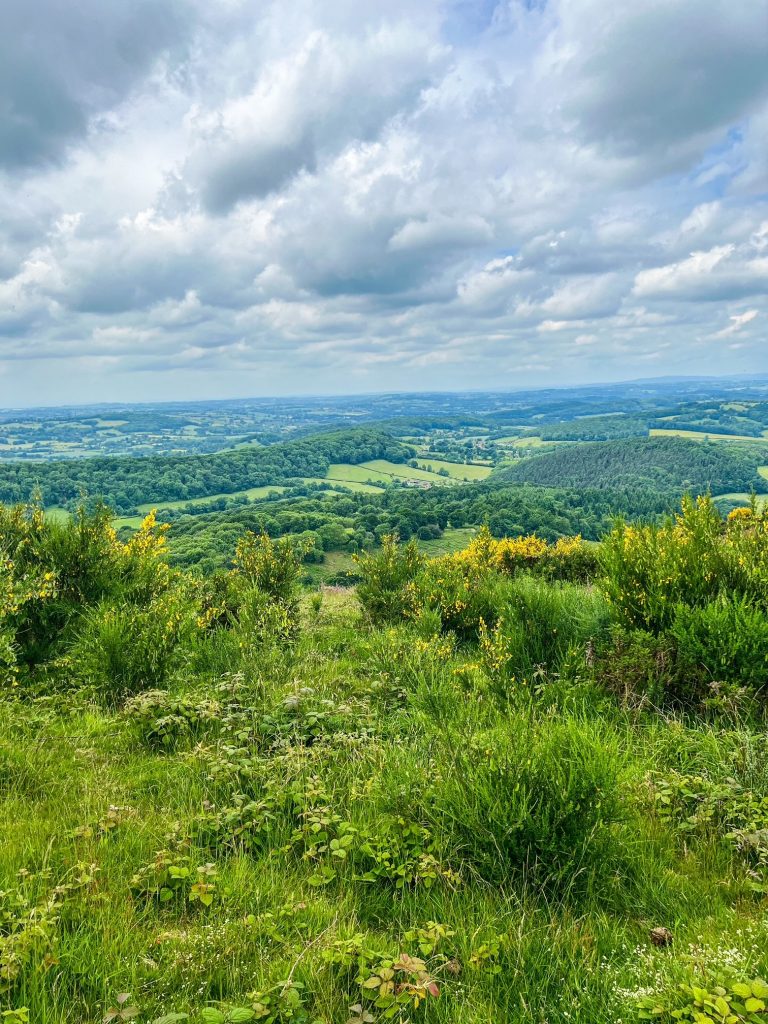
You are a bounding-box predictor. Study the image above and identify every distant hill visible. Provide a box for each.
[0,429,413,512]
[497,436,768,494]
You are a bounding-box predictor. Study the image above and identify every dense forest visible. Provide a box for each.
[0,430,412,512]
[164,481,678,572]
[502,436,768,493]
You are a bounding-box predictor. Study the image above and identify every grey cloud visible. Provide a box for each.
[0,0,192,170]
[2,0,768,404]
[555,0,768,172]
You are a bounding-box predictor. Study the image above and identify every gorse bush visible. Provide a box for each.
[404,554,504,640]
[233,531,308,608]
[354,534,425,624]
[0,503,175,674]
[478,575,611,683]
[670,597,768,696]
[600,495,768,632]
[453,526,599,582]
[593,625,677,705]
[70,589,195,701]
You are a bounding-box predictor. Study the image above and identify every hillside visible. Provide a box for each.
[1,499,767,1024]
[499,436,768,493]
[0,430,412,512]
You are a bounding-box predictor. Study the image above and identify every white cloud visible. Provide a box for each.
[713,309,759,337]
[1,0,768,402]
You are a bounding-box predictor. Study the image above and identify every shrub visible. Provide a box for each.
[123,689,222,749]
[600,495,768,632]
[405,554,504,640]
[233,531,308,608]
[70,589,195,701]
[592,625,677,705]
[355,535,425,624]
[479,576,611,684]
[0,503,176,670]
[453,526,598,583]
[429,715,624,889]
[670,597,768,696]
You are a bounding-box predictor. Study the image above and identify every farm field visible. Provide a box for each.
[358,459,458,485]
[650,428,768,442]
[136,486,289,514]
[415,459,492,480]
[493,435,562,447]
[714,492,768,509]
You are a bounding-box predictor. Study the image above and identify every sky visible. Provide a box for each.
[1,0,767,407]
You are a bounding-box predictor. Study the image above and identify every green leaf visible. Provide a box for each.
[745,997,765,1013]
[751,981,768,999]
[200,1011,226,1024]
[227,1011,255,1023]
[153,1015,189,1024]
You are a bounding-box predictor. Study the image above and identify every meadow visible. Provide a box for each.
[1,497,768,1024]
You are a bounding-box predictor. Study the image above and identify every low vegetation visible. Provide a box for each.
[1,494,767,1023]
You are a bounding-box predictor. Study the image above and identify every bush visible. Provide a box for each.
[670,597,768,696]
[592,625,677,705]
[405,554,505,640]
[70,589,195,701]
[429,715,624,889]
[355,535,425,624]
[123,688,222,748]
[600,495,768,632]
[233,531,308,609]
[479,576,611,684]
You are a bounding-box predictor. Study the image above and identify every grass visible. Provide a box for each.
[714,492,768,509]
[136,486,288,513]
[3,593,767,1024]
[3,509,768,1023]
[358,459,458,485]
[650,428,768,443]
[415,459,492,481]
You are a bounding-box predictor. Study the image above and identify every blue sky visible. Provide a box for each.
[1,0,767,405]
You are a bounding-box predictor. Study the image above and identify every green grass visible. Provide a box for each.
[714,492,768,509]
[358,459,458,485]
[415,459,492,481]
[3,595,767,1023]
[650,428,767,442]
[136,486,288,514]
[493,435,566,447]
[3,508,768,1023]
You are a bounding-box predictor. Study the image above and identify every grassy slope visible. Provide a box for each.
[2,593,766,1024]
[415,459,492,481]
[650,428,768,442]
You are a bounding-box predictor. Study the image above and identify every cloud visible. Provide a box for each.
[0,0,191,170]
[713,309,759,337]
[633,243,768,300]
[1,0,768,403]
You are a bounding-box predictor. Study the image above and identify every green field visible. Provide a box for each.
[650,428,768,443]
[493,435,562,447]
[136,485,288,514]
[415,459,492,480]
[714,492,768,509]
[358,459,458,485]
[323,465,389,490]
